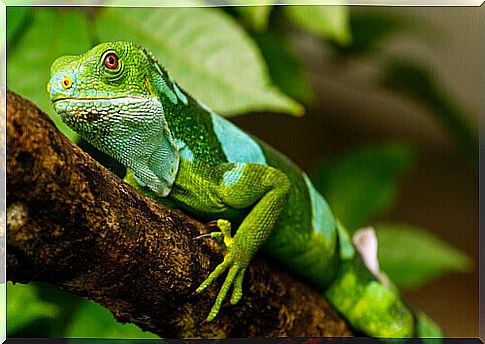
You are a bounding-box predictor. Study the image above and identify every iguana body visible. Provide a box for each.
[48,42,441,337]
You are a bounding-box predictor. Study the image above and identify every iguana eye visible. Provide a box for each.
[104,53,118,69]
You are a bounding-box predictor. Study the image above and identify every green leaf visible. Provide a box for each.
[253,30,313,104]
[313,142,415,230]
[7,282,59,335]
[6,7,31,44]
[333,11,406,56]
[376,223,473,289]
[32,282,84,337]
[415,310,443,338]
[285,3,351,46]
[232,1,273,32]
[65,300,159,338]
[95,6,303,116]
[7,8,92,142]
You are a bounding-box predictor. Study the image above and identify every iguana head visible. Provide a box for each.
[48,41,157,136]
[48,41,179,197]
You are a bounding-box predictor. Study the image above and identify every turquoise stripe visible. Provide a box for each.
[303,173,336,242]
[211,113,266,165]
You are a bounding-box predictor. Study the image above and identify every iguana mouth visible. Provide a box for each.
[51,96,145,104]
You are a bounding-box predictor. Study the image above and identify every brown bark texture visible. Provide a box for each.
[5,90,352,338]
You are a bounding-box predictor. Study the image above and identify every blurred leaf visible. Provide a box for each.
[31,282,84,337]
[253,30,313,104]
[95,6,303,116]
[7,8,93,142]
[415,310,443,338]
[285,4,351,46]
[313,142,415,230]
[333,11,405,56]
[376,223,473,289]
[382,60,478,162]
[233,2,273,32]
[65,300,159,338]
[6,6,30,45]
[7,282,59,335]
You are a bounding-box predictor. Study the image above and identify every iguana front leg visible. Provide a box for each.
[171,162,291,321]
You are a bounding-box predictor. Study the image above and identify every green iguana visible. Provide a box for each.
[47,41,442,338]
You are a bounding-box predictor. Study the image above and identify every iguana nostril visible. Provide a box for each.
[62,76,73,89]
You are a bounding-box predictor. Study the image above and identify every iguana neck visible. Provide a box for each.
[144,53,226,165]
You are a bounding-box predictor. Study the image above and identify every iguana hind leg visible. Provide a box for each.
[187,162,291,321]
[130,161,291,322]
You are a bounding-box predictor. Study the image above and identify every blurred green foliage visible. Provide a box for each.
[313,142,416,231]
[5,4,475,338]
[64,300,159,338]
[329,9,477,164]
[285,4,352,46]
[7,281,159,338]
[312,142,472,288]
[231,0,274,32]
[375,224,473,289]
[7,282,59,335]
[382,60,478,162]
[5,6,28,46]
[331,10,406,56]
[253,30,313,104]
[7,8,92,141]
[94,6,303,116]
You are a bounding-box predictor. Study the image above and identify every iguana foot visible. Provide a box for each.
[207,219,232,247]
[196,219,248,321]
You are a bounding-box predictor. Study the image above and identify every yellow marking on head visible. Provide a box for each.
[46,82,51,94]
[62,76,72,90]
[144,76,156,97]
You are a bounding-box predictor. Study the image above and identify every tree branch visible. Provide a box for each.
[6,90,352,338]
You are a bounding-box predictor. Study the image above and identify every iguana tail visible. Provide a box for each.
[324,223,443,338]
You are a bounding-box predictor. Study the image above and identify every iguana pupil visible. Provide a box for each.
[105,53,118,69]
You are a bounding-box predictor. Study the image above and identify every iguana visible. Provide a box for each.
[47,41,442,338]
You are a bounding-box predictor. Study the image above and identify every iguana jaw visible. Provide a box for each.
[51,96,146,105]
[50,95,154,123]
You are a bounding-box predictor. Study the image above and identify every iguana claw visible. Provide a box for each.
[194,233,213,240]
[196,219,248,321]
[206,220,220,228]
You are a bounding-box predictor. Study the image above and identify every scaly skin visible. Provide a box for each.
[48,41,442,337]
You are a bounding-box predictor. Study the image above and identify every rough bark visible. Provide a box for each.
[5,90,352,338]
